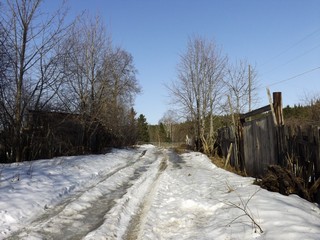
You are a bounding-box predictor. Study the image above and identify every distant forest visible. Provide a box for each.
[151,100,320,147]
[283,102,320,126]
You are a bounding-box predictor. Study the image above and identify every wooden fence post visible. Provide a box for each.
[273,92,284,126]
[266,88,278,125]
[273,92,286,166]
[228,96,239,170]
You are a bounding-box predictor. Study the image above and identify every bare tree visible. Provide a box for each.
[0,0,69,162]
[224,60,259,114]
[59,14,141,147]
[159,110,179,142]
[99,47,140,109]
[97,47,141,143]
[167,36,227,153]
[57,13,113,150]
[58,13,109,113]
[0,8,13,132]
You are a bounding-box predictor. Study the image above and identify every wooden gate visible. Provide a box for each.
[243,113,277,176]
[218,92,284,176]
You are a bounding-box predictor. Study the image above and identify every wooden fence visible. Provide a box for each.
[217,113,278,176]
[285,125,320,183]
[217,92,320,185]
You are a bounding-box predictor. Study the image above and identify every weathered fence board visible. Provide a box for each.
[243,114,276,176]
[285,125,320,183]
[217,126,236,166]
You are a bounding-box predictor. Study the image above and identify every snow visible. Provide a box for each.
[0,144,319,239]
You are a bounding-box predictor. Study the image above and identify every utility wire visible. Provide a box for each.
[261,27,320,67]
[261,42,320,76]
[266,66,320,87]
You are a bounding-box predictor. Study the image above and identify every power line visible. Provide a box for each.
[261,42,320,76]
[261,27,320,67]
[266,66,320,87]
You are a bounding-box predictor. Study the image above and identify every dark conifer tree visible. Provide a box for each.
[137,114,149,143]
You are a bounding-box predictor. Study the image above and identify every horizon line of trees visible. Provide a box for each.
[151,100,320,151]
[0,0,148,163]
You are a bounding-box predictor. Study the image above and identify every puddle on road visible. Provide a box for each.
[42,183,132,240]
[7,181,132,240]
[129,165,149,181]
[167,150,186,169]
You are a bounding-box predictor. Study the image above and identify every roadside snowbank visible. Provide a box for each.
[0,147,143,237]
[0,145,319,239]
[140,150,320,239]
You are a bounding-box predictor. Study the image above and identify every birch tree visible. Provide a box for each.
[167,36,227,153]
[159,110,178,142]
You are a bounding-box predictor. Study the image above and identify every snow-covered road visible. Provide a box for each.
[1,145,320,239]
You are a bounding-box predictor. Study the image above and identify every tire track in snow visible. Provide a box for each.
[6,148,160,240]
[124,153,168,240]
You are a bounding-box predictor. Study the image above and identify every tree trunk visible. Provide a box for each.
[14,19,28,162]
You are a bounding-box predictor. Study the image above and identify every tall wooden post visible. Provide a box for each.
[228,96,239,169]
[273,92,285,166]
[273,92,284,126]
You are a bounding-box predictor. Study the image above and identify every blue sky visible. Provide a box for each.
[46,0,320,124]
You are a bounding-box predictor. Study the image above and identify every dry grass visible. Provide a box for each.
[209,156,247,177]
[170,143,193,154]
